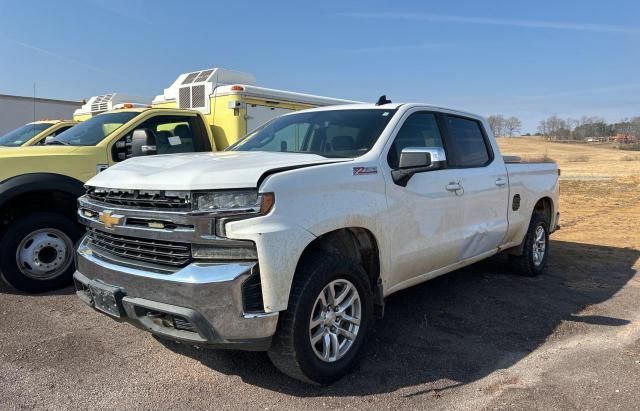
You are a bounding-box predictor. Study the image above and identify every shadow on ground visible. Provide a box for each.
[160,240,639,396]
[0,279,75,296]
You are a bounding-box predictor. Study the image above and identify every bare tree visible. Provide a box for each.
[487,114,506,137]
[504,117,522,137]
[538,115,567,140]
[537,119,548,138]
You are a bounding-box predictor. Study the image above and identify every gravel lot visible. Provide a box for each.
[1,140,639,410]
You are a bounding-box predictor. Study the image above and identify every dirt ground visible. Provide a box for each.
[1,138,639,410]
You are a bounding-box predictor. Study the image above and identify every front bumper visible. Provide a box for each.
[74,237,278,350]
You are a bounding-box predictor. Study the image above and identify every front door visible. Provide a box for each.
[383,110,465,290]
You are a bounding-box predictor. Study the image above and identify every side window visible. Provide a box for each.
[259,123,310,152]
[37,126,74,145]
[387,112,444,168]
[445,116,491,167]
[49,125,74,137]
[113,115,206,162]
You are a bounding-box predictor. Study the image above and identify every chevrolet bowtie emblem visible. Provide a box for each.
[98,210,123,229]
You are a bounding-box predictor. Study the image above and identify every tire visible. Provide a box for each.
[268,252,374,384]
[509,212,549,277]
[0,212,83,293]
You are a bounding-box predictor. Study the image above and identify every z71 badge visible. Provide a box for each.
[353,166,378,176]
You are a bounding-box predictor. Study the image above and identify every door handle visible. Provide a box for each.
[495,177,507,186]
[446,181,464,195]
[446,182,461,191]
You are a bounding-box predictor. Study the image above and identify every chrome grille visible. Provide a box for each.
[87,188,191,210]
[88,229,191,266]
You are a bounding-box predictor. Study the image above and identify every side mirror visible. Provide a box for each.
[44,136,56,145]
[392,147,446,186]
[130,129,158,157]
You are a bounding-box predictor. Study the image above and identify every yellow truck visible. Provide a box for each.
[0,120,78,147]
[0,93,149,147]
[0,68,356,293]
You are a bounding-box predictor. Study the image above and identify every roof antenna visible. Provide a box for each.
[376,95,391,106]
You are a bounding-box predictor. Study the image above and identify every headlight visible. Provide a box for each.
[193,190,274,214]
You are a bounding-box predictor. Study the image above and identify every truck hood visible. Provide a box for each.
[87,151,350,190]
[0,145,102,183]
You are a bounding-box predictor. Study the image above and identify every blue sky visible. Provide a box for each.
[1,0,639,133]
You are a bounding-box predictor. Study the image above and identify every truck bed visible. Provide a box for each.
[501,160,560,248]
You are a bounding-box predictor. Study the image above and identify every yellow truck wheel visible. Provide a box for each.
[0,212,82,293]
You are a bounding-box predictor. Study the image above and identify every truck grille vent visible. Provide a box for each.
[195,69,213,82]
[191,85,205,107]
[181,72,200,85]
[87,188,191,210]
[242,272,264,313]
[88,229,192,267]
[178,87,191,108]
[91,93,114,112]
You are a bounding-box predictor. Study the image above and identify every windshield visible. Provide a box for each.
[0,123,53,147]
[54,112,139,146]
[229,109,396,158]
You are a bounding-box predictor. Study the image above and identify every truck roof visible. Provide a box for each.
[213,84,360,106]
[93,106,203,116]
[74,93,151,116]
[153,67,359,109]
[292,102,486,121]
[29,119,76,125]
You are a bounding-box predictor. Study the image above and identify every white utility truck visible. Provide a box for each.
[74,100,560,384]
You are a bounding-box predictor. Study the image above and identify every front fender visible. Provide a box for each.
[225,216,316,312]
[0,173,85,209]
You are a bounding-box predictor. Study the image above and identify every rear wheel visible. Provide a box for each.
[268,253,373,384]
[509,212,549,277]
[0,212,83,293]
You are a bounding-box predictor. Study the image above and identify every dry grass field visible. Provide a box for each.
[497,136,640,179]
[497,137,640,251]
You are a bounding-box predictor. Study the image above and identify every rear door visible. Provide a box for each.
[441,114,509,259]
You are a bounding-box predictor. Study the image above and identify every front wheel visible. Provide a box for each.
[0,212,83,293]
[268,253,373,384]
[509,212,549,277]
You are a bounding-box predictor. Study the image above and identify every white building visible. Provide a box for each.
[0,94,81,135]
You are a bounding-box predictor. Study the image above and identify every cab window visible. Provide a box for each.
[387,112,444,169]
[444,115,492,167]
[36,125,75,145]
[113,115,209,161]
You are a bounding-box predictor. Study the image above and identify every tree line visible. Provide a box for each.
[487,114,640,140]
[487,115,522,137]
[536,115,640,140]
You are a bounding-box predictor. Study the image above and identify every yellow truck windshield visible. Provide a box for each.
[0,123,54,147]
[53,112,139,146]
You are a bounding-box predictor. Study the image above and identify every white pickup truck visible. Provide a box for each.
[73,101,559,384]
